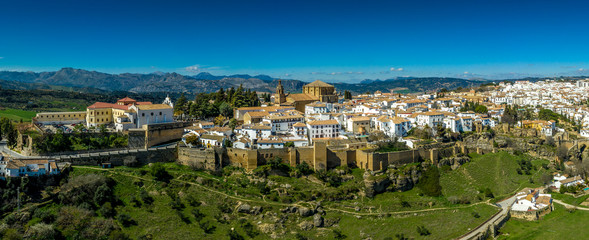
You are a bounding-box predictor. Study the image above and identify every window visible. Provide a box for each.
[159,112,162,115]
[151,112,154,116]
[142,113,145,117]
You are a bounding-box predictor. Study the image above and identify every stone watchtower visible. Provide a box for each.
[275,79,286,105]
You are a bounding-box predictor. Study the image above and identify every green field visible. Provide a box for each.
[498,203,589,239]
[0,108,37,122]
[440,151,549,201]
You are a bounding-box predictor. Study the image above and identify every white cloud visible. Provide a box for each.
[185,65,202,73]
[397,68,403,71]
[579,68,586,72]
[184,64,221,73]
[390,67,404,72]
[464,71,469,74]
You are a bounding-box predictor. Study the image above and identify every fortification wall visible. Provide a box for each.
[143,122,191,148]
[177,146,219,171]
[188,142,470,172]
[54,145,176,166]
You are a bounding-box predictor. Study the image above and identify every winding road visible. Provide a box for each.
[456,196,516,240]
[0,140,28,159]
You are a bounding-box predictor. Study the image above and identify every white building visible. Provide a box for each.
[263,110,304,133]
[307,119,341,141]
[128,104,174,129]
[200,134,226,148]
[0,157,60,178]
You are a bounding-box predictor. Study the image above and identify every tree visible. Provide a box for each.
[344,90,352,100]
[417,166,442,196]
[219,102,233,118]
[474,105,488,114]
[174,93,187,113]
[150,163,172,182]
[557,145,569,162]
[185,135,200,147]
[228,118,238,130]
[214,115,225,126]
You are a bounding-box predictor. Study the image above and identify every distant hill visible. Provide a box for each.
[334,77,485,94]
[0,68,553,95]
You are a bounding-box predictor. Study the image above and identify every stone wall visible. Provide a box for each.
[177,146,220,171]
[53,145,177,166]
[128,122,192,149]
[183,142,469,172]
[510,204,553,221]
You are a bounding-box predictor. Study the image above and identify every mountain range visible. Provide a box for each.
[0,67,492,94]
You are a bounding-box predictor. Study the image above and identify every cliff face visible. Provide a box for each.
[461,131,556,159]
[364,164,424,197]
[438,156,471,170]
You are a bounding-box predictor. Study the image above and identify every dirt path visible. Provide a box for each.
[553,199,589,211]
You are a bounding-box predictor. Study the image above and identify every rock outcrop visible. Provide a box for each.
[364,163,424,197]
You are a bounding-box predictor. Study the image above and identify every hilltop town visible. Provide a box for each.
[1,78,589,239]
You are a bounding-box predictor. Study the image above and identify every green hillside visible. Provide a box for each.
[440,151,550,201]
[498,203,589,239]
[0,108,37,122]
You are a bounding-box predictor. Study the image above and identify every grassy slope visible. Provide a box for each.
[64,165,499,240]
[0,108,37,122]
[440,152,549,200]
[21,151,552,239]
[498,203,589,239]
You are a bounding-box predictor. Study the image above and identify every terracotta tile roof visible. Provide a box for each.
[308,119,339,126]
[200,134,225,141]
[350,117,371,122]
[245,111,269,117]
[293,122,307,127]
[304,80,334,88]
[88,102,122,109]
[288,93,319,101]
[136,104,173,110]
[117,97,136,102]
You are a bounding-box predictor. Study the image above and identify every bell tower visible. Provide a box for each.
[275,79,286,104]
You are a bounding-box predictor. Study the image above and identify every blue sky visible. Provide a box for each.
[0,0,588,82]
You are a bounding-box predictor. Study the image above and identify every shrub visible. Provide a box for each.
[295,233,309,240]
[169,197,184,210]
[333,229,347,239]
[192,208,205,222]
[199,220,216,234]
[24,223,56,240]
[140,190,154,205]
[417,166,442,197]
[56,206,93,235]
[416,225,431,236]
[185,193,200,207]
[99,202,116,218]
[116,213,136,227]
[257,182,270,195]
[32,208,56,224]
[400,199,411,208]
[471,211,480,218]
[228,229,244,240]
[59,174,113,207]
[315,170,343,187]
[150,163,172,182]
[240,220,259,238]
[483,188,495,198]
